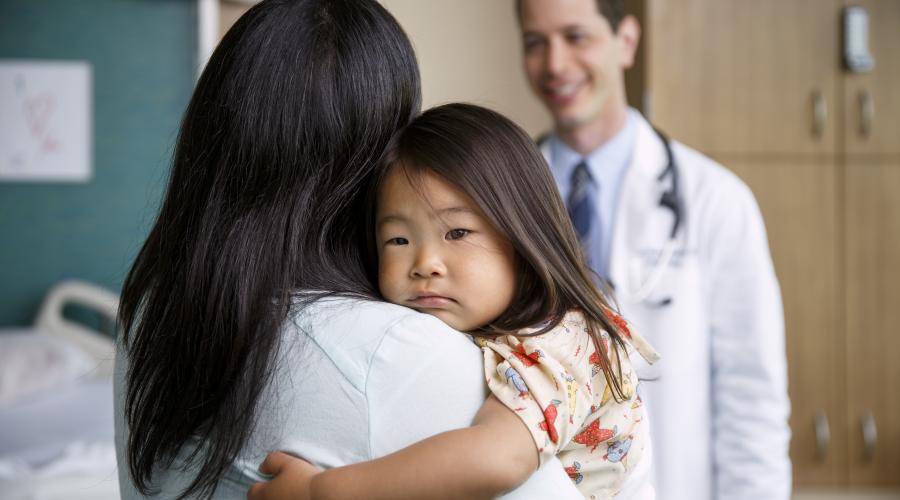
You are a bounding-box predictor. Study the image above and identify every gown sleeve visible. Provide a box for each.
[477,313,602,465]
[478,311,659,467]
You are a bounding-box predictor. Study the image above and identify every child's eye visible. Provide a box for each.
[385,237,409,246]
[445,229,470,241]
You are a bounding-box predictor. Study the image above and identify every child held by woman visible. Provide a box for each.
[250,103,659,500]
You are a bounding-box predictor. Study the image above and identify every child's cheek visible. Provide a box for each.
[378,257,405,303]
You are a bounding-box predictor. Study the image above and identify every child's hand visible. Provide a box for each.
[247,451,322,500]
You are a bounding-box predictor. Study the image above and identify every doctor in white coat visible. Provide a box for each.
[516,0,792,498]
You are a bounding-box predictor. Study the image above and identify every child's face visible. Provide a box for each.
[375,166,517,332]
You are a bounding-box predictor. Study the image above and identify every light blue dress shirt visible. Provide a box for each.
[547,109,637,278]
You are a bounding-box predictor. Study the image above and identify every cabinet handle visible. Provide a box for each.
[859,90,874,138]
[861,411,877,462]
[814,411,830,460]
[812,90,827,139]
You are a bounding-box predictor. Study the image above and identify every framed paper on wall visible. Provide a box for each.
[0,60,92,183]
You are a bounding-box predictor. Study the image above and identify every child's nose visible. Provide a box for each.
[410,246,446,278]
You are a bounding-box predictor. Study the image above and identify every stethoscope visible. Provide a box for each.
[613,127,683,305]
[540,126,684,305]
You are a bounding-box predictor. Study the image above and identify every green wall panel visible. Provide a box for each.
[0,0,196,325]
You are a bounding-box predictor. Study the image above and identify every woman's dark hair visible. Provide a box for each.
[371,103,629,401]
[118,0,420,497]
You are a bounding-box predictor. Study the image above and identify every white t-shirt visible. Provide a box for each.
[114,296,582,499]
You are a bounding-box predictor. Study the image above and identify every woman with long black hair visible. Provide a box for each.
[114,1,579,498]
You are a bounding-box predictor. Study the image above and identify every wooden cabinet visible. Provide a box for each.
[841,0,900,484]
[629,0,900,492]
[641,0,840,155]
[725,159,846,486]
[845,161,900,487]
[843,0,900,156]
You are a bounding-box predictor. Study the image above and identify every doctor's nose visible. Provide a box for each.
[544,38,570,77]
[410,246,446,279]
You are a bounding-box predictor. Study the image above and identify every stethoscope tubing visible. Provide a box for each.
[617,127,683,304]
[539,126,684,304]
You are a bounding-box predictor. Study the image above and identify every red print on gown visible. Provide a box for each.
[573,419,616,452]
[539,400,561,443]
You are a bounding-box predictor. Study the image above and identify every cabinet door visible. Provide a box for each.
[723,157,846,487]
[845,160,900,487]
[843,0,900,155]
[646,0,840,155]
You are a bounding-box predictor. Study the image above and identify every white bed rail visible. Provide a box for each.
[33,280,118,378]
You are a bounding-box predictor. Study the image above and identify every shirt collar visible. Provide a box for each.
[548,108,638,189]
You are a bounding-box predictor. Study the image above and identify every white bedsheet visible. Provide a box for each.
[0,441,119,500]
[0,330,97,405]
[0,331,119,500]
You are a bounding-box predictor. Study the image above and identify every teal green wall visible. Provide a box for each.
[0,0,196,326]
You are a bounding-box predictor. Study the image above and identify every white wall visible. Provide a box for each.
[381,0,552,138]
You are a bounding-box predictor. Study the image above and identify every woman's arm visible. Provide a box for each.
[249,396,537,500]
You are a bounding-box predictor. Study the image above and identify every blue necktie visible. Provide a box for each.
[567,160,597,243]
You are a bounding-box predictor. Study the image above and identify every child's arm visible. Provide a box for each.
[248,395,538,500]
[248,453,320,500]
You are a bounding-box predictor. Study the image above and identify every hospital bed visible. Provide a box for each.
[0,280,120,500]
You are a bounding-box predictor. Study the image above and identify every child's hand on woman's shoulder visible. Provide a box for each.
[248,452,321,500]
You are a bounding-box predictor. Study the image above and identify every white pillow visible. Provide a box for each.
[0,330,96,405]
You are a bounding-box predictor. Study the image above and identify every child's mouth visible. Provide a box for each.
[410,295,455,308]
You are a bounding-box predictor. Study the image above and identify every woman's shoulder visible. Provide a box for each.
[289,296,467,344]
[284,296,480,391]
[290,295,414,331]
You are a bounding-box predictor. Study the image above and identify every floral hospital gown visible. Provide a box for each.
[476,310,659,499]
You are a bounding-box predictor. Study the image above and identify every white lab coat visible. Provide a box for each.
[541,113,791,500]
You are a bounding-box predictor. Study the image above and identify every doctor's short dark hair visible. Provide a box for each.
[515,0,626,31]
[370,103,630,402]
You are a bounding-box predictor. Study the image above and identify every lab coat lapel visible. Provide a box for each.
[608,114,670,307]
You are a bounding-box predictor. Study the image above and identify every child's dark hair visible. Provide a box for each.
[371,103,629,401]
